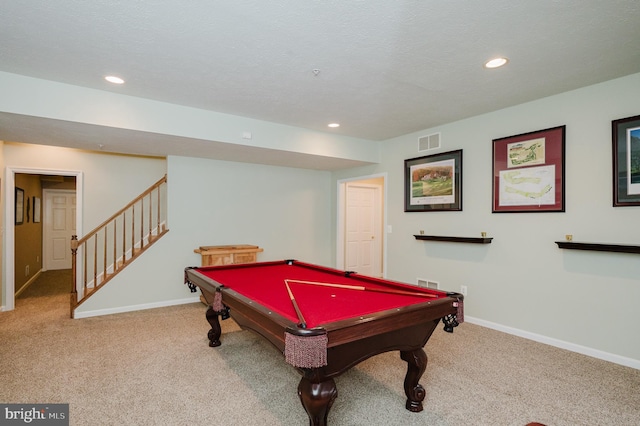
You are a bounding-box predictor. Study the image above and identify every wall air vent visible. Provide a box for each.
[417,278,439,289]
[418,132,441,151]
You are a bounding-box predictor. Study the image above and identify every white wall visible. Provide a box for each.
[0,71,379,163]
[0,141,4,307]
[3,70,638,367]
[75,155,333,315]
[3,143,168,231]
[332,73,640,367]
[0,71,376,311]
[1,143,168,309]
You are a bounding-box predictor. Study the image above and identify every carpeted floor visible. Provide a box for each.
[17,269,72,299]
[1,271,639,425]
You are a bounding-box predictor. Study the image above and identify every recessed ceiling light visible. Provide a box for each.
[105,75,125,84]
[484,57,509,69]
[328,123,340,128]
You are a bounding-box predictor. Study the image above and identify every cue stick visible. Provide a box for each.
[284,280,307,329]
[285,279,437,298]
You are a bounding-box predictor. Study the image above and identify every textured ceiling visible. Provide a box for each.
[1,1,639,166]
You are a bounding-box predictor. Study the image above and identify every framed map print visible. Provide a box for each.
[612,114,640,207]
[492,126,565,213]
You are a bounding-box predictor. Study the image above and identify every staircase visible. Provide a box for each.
[69,175,169,318]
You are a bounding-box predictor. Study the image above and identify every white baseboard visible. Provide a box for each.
[465,316,640,370]
[73,296,201,319]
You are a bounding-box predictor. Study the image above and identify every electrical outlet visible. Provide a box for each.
[25,265,30,276]
[460,285,468,296]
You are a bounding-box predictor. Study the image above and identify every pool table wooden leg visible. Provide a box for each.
[297,376,338,426]
[205,305,222,347]
[400,348,427,412]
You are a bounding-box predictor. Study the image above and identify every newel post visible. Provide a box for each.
[70,235,78,319]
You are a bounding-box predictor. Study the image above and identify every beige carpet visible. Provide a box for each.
[1,270,639,425]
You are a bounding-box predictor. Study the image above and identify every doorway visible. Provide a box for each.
[336,174,387,277]
[3,167,83,312]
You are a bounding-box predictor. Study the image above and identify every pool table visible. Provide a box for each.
[184,259,463,426]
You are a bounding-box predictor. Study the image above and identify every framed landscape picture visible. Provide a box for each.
[612,114,640,207]
[404,149,462,212]
[492,125,565,213]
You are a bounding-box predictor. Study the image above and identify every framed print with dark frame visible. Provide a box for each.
[612,114,640,207]
[33,196,42,223]
[404,149,462,212]
[492,126,565,213]
[15,187,24,225]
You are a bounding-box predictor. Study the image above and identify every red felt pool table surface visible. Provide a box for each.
[193,260,448,329]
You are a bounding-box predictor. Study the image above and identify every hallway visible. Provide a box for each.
[16,269,71,303]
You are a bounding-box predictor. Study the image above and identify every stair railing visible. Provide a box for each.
[70,175,168,318]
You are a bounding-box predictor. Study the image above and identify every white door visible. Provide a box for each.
[345,183,381,277]
[44,190,76,270]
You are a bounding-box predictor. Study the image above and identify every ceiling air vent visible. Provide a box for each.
[418,132,441,151]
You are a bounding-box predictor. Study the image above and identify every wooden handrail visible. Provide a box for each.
[75,175,167,246]
[70,175,169,318]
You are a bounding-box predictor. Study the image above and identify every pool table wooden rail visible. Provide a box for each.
[187,265,456,361]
